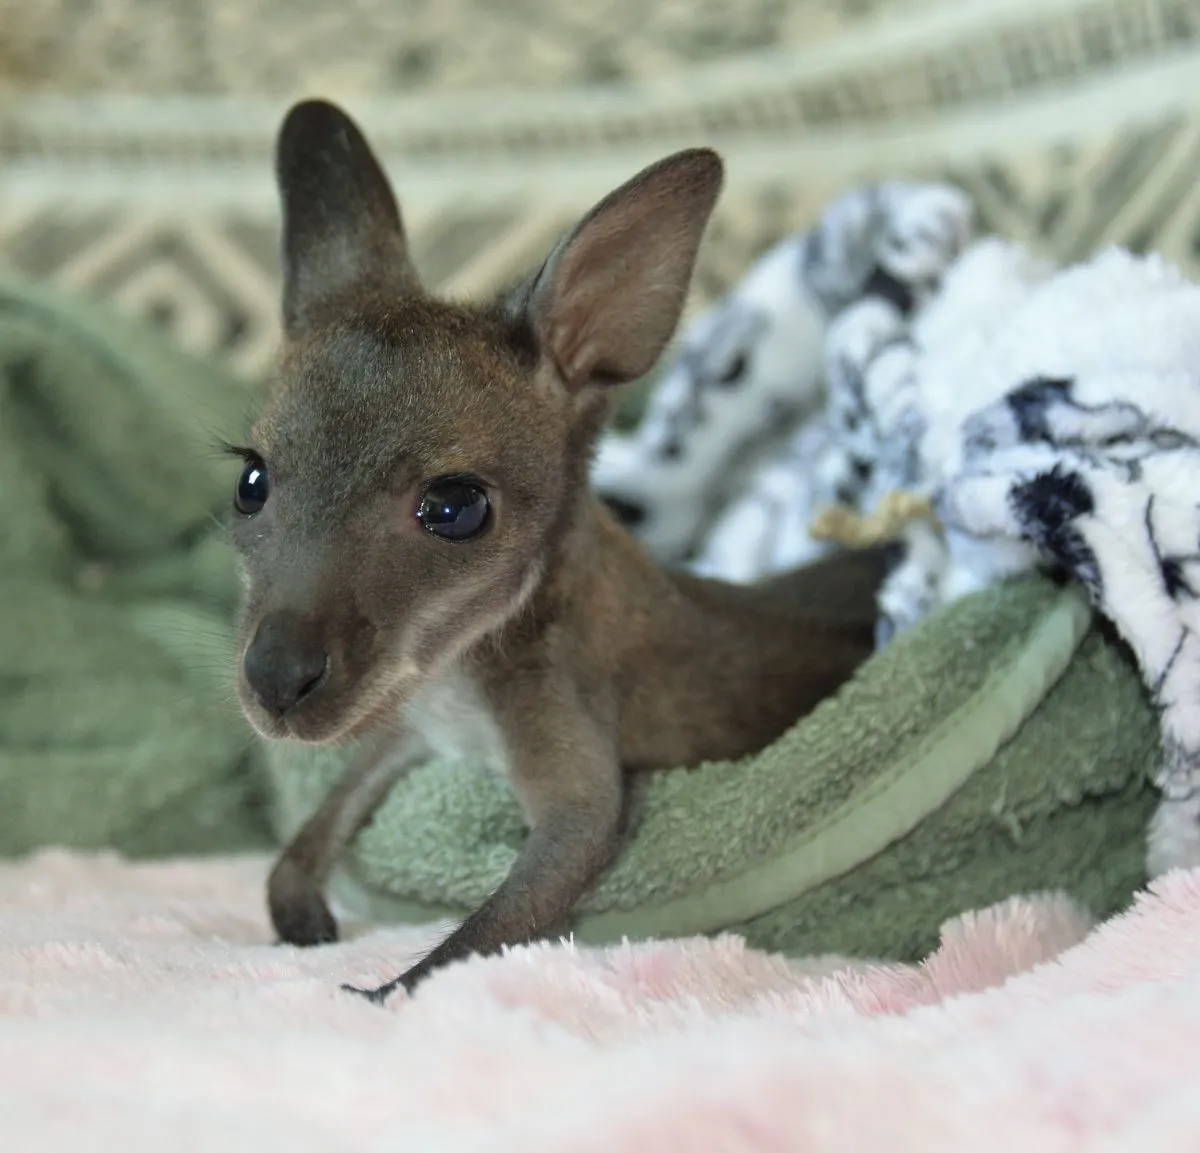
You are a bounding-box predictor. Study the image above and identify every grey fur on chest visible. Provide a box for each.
[402,668,510,774]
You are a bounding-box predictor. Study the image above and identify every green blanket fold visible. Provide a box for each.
[0,274,273,857]
[0,269,1159,960]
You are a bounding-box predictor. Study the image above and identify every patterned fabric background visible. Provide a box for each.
[2,0,1200,381]
[1,0,926,96]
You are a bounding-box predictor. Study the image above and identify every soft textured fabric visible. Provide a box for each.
[5,848,1200,1151]
[895,243,1200,881]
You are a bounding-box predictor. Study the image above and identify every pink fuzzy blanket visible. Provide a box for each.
[2,851,1199,1150]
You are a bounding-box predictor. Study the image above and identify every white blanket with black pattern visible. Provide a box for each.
[591,183,1200,881]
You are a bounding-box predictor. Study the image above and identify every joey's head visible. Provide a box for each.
[229,99,722,743]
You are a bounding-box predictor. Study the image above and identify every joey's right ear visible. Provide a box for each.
[275,99,421,335]
[514,148,723,393]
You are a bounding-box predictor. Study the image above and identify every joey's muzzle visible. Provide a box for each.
[243,610,329,718]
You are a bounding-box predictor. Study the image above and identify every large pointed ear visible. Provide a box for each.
[522,148,723,391]
[275,99,420,335]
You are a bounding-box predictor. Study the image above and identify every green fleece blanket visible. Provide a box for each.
[0,271,1159,960]
[0,274,271,857]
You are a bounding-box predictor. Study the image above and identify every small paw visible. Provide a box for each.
[274,896,338,947]
[268,859,339,947]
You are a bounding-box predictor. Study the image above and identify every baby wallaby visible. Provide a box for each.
[229,99,890,1002]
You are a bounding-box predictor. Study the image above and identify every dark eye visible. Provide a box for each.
[234,456,270,516]
[417,476,491,541]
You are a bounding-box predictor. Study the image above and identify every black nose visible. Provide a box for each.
[243,613,328,717]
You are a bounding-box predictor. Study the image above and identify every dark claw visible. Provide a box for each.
[340,980,396,1005]
[340,959,431,1005]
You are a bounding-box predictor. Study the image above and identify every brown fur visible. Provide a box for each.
[229,99,889,1002]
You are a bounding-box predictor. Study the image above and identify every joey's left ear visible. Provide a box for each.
[517,148,723,392]
[275,99,421,336]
